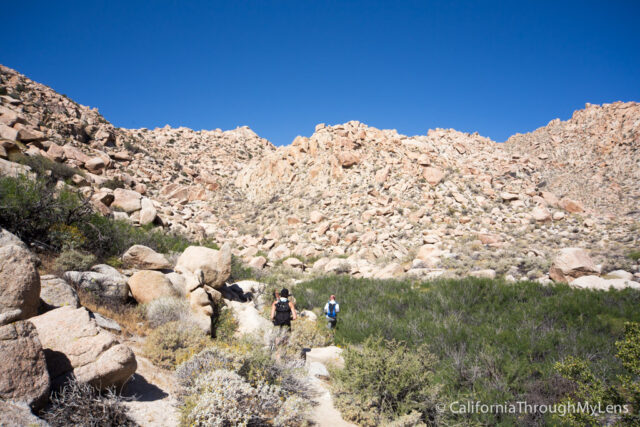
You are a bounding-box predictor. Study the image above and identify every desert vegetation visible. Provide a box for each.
[295,276,640,425]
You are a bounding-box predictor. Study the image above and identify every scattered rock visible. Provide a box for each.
[0,401,48,427]
[128,270,177,304]
[111,188,142,213]
[39,275,80,310]
[549,248,598,283]
[64,267,130,302]
[122,245,171,270]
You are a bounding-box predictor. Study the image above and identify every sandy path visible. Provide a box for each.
[309,375,357,427]
[121,341,180,427]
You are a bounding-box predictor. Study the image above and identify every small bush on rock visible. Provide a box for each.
[41,378,135,427]
[144,320,211,369]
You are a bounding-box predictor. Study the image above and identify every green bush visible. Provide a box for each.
[628,251,640,262]
[211,307,238,341]
[143,320,212,369]
[17,154,82,181]
[0,174,214,260]
[554,322,640,425]
[53,249,97,272]
[0,174,92,249]
[295,276,640,424]
[101,178,126,190]
[332,336,439,425]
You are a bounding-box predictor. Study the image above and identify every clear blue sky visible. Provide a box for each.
[2,1,639,145]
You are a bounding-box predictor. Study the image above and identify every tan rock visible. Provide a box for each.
[111,188,142,213]
[549,248,598,283]
[0,321,50,409]
[0,124,18,141]
[139,197,157,225]
[373,262,404,279]
[310,210,324,223]
[478,233,502,245]
[423,167,444,186]
[0,244,40,326]
[268,244,291,261]
[559,198,584,213]
[84,156,106,173]
[122,245,171,270]
[30,306,136,389]
[248,256,267,269]
[16,126,45,142]
[175,244,231,289]
[531,206,552,222]
[39,275,80,309]
[336,151,359,167]
[128,270,177,304]
[541,191,559,207]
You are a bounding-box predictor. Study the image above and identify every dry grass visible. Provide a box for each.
[76,288,149,336]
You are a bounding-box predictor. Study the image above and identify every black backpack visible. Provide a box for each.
[327,302,337,319]
[273,300,291,326]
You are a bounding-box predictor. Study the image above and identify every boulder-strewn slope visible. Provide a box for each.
[505,101,640,216]
[1,63,638,283]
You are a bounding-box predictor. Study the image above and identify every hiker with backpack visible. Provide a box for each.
[270,288,297,328]
[324,294,339,329]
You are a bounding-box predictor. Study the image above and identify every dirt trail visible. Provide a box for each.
[121,340,180,427]
[308,375,357,427]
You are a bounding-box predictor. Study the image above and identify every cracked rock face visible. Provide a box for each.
[0,243,40,326]
[0,321,50,410]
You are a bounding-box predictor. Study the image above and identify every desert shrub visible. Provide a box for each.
[211,306,238,341]
[17,154,82,181]
[177,345,312,427]
[101,178,126,190]
[628,251,640,262]
[143,320,211,369]
[181,369,283,427]
[144,297,190,328]
[176,343,312,400]
[229,254,256,281]
[0,175,92,249]
[0,174,211,260]
[41,378,135,426]
[266,318,333,359]
[554,322,640,425]
[53,248,97,272]
[332,336,440,426]
[295,276,640,424]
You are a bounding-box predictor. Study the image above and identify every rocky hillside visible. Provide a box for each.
[505,101,640,217]
[1,63,638,283]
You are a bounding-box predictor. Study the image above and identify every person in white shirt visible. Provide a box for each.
[323,294,340,329]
